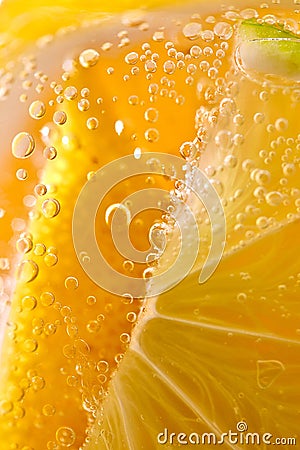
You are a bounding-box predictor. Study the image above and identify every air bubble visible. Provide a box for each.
[121,293,133,304]
[190,45,202,58]
[86,295,96,305]
[201,30,215,42]
[53,111,67,125]
[123,260,134,272]
[145,60,157,73]
[79,49,99,68]
[40,291,55,307]
[153,30,165,42]
[213,22,233,40]
[275,118,288,132]
[145,128,159,143]
[34,184,47,196]
[44,253,58,267]
[22,339,38,353]
[34,243,46,256]
[65,276,79,290]
[126,312,137,323]
[77,99,90,112]
[29,100,46,119]
[17,260,39,283]
[42,198,60,218]
[86,117,99,130]
[43,146,57,160]
[265,191,283,206]
[21,295,37,311]
[183,22,202,40]
[16,237,33,254]
[144,107,158,123]
[224,155,237,168]
[16,168,28,181]
[256,216,269,229]
[215,130,232,150]
[120,333,131,344]
[97,360,109,373]
[163,60,176,75]
[179,141,197,160]
[64,86,78,100]
[42,404,56,417]
[12,132,35,159]
[125,51,139,65]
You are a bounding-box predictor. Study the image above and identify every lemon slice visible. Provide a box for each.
[237,19,300,81]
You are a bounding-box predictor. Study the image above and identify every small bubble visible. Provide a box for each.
[78,98,90,111]
[144,60,157,73]
[63,344,76,359]
[183,22,202,40]
[97,360,109,373]
[201,30,215,42]
[86,117,99,130]
[21,295,37,311]
[81,87,90,98]
[53,111,67,125]
[12,132,35,159]
[17,260,39,283]
[179,141,197,160]
[265,191,283,206]
[16,168,28,181]
[79,48,100,68]
[0,400,13,415]
[64,86,78,101]
[42,404,56,416]
[125,51,139,65]
[213,22,233,40]
[86,295,96,306]
[126,312,137,323]
[31,376,45,391]
[144,107,158,123]
[29,100,46,119]
[40,291,55,307]
[43,146,57,160]
[44,253,58,267]
[34,243,46,256]
[215,130,232,150]
[120,333,131,344]
[34,183,47,196]
[16,237,33,254]
[163,60,176,75]
[256,216,269,229]
[86,320,101,333]
[224,154,237,168]
[121,293,133,304]
[128,95,139,105]
[145,128,159,143]
[275,118,288,132]
[152,30,165,42]
[22,339,38,353]
[123,260,134,272]
[190,45,202,58]
[65,276,79,290]
[42,198,60,218]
